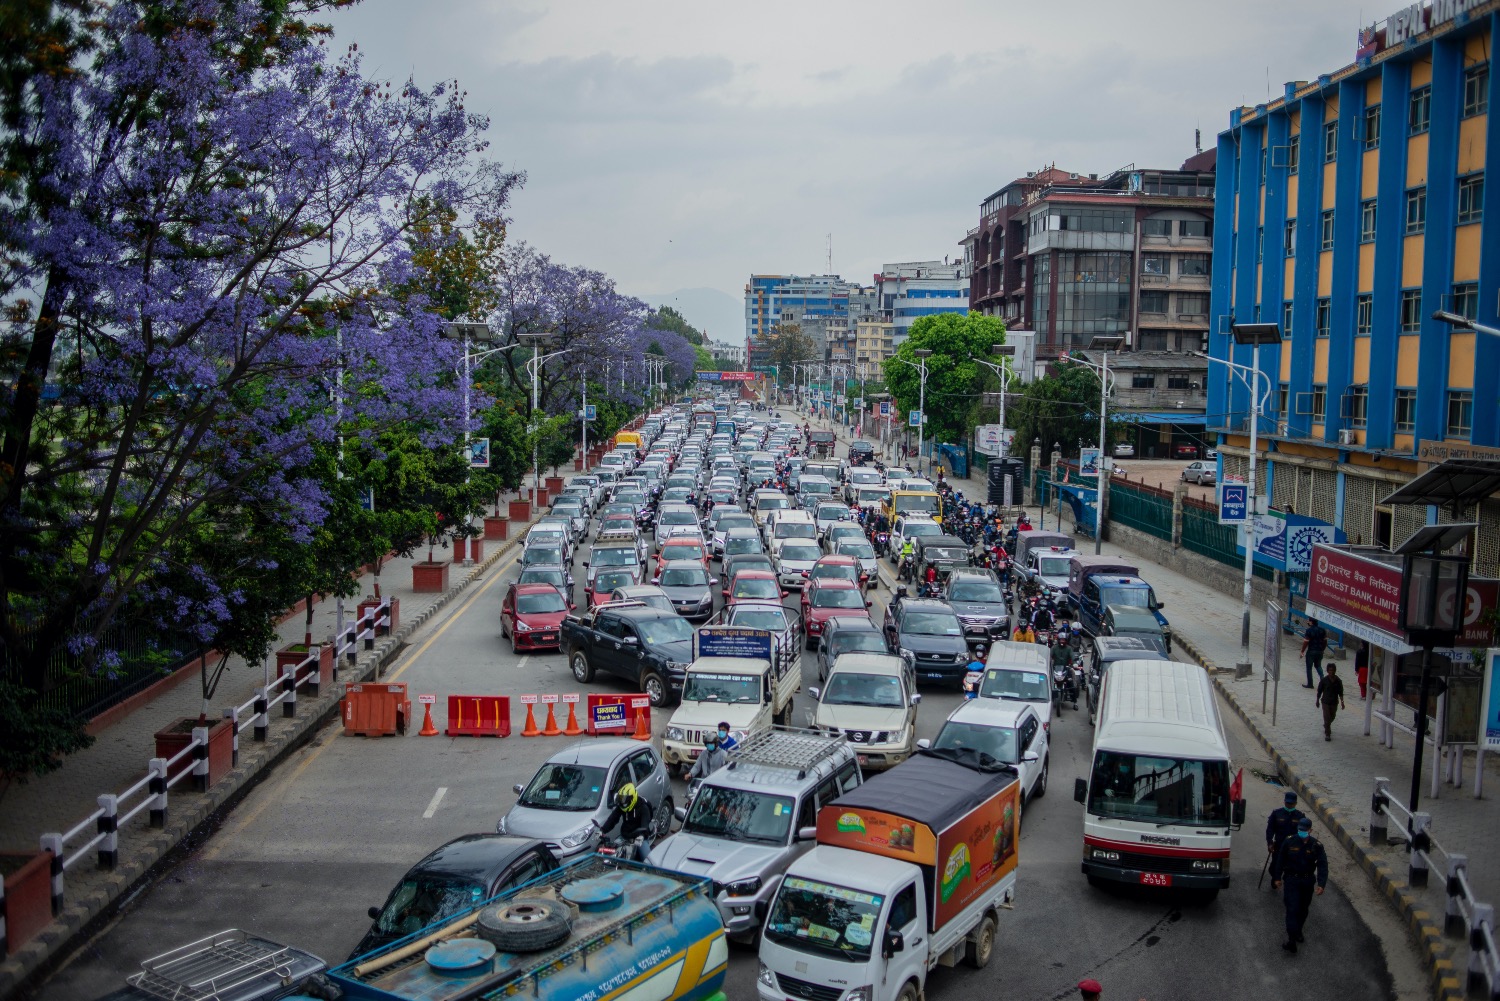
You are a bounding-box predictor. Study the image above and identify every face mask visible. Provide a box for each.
[1296,830,1310,839]
[718,730,728,739]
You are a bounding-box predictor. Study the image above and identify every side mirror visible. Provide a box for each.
[652,577,661,584]
[513,783,525,795]
[797,826,818,841]
[808,686,821,701]
[1232,798,1247,827]
[1074,777,1088,804]
[582,561,590,568]
[674,806,687,822]
[883,929,905,956]
[866,600,874,608]
[781,590,788,598]
[916,737,931,749]
[624,635,639,646]
[1022,751,1040,763]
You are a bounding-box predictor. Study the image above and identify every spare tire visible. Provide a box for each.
[475,897,572,953]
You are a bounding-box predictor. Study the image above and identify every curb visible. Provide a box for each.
[1204,662,1462,1001]
[0,523,529,999]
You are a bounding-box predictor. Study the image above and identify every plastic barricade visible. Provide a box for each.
[444,695,510,737]
[586,693,650,736]
[343,683,410,737]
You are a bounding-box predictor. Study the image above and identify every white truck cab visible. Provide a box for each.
[661,626,799,770]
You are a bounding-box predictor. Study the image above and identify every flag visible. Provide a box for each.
[1229,768,1243,803]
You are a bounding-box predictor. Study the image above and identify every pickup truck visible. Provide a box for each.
[1012,543,1078,593]
[330,856,728,1001]
[560,601,695,707]
[89,929,329,1001]
[1066,554,1170,646]
[758,749,1020,1001]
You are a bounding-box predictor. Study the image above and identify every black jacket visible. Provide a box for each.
[1271,834,1328,887]
[600,800,654,841]
[1265,806,1305,849]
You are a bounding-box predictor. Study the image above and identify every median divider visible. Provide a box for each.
[444,695,510,738]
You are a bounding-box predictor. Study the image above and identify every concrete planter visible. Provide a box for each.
[453,538,483,562]
[357,596,399,636]
[508,499,532,522]
[1,851,53,953]
[483,515,509,541]
[545,476,565,495]
[534,487,550,507]
[276,642,333,694]
[412,561,450,593]
[153,717,233,786]
[573,457,584,470]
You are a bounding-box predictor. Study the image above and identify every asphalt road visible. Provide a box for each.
[28,427,1425,1001]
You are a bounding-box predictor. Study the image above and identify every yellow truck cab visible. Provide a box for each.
[886,488,942,523]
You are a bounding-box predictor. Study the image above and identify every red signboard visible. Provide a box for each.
[718,371,756,381]
[1309,544,1499,647]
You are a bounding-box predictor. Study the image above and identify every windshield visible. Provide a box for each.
[904,612,962,636]
[726,538,763,555]
[662,543,705,561]
[781,544,820,562]
[733,578,780,599]
[1038,557,1072,577]
[661,566,709,587]
[824,672,904,706]
[840,542,876,559]
[851,471,882,484]
[933,721,1018,763]
[519,569,565,588]
[925,547,968,562]
[951,581,1004,602]
[682,672,762,704]
[766,876,883,962]
[516,592,566,614]
[905,522,942,538]
[813,588,865,609]
[593,571,637,592]
[759,497,788,510]
[730,608,789,631]
[801,482,831,496]
[595,548,637,566]
[1087,751,1231,827]
[811,564,856,581]
[719,517,755,532]
[375,877,486,937]
[979,668,1050,702]
[893,494,940,515]
[519,763,607,810]
[684,785,792,845]
[775,523,817,540]
[661,510,697,526]
[1101,585,1152,609]
[857,488,889,504]
[524,547,563,566]
[833,632,888,655]
[817,505,848,521]
[638,617,694,645]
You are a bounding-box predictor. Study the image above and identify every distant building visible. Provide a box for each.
[875,261,969,345]
[708,339,746,366]
[744,274,860,371]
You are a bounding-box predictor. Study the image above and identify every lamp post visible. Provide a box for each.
[524,344,573,492]
[973,343,1017,457]
[891,349,932,473]
[1068,337,1124,554]
[443,322,515,565]
[1197,321,1284,677]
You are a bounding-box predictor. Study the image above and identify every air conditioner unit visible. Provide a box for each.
[1338,429,1357,445]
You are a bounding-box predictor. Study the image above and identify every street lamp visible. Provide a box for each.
[1069,336,1124,554]
[891,349,932,474]
[1432,309,1500,338]
[522,341,572,492]
[973,343,1017,457]
[443,322,513,565]
[1193,321,1284,677]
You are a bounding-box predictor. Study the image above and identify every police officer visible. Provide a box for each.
[1265,790,1305,866]
[1270,816,1328,953]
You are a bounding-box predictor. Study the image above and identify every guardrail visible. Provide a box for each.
[1370,776,1500,998]
[33,598,392,918]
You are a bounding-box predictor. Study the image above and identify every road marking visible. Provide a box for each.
[386,549,521,683]
[517,655,530,672]
[422,786,448,819]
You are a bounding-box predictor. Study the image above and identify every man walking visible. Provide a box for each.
[1265,791,1305,873]
[1315,664,1346,741]
[1300,618,1327,688]
[1271,817,1329,953]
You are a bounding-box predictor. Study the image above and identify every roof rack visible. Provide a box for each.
[727,726,848,779]
[126,930,298,1001]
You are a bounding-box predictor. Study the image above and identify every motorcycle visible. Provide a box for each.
[1052,660,1080,711]
[597,832,650,862]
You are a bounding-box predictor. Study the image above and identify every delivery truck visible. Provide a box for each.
[661,624,800,770]
[757,748,1020,1001]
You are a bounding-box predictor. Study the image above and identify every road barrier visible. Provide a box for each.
[585,693,650,736]
[562,693,583,735]
[444,694,510,738]
[519,694,541,737]
[417,695,439,736]
[342,683,410,737]
[540,694,562,735]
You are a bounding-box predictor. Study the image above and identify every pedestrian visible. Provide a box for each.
[1315,664,1346,740]
[1270,816,1328,953]
[1299,618,1327,688]
[1077,979,1103,1001]
[1265,791,1305,872]
[1354,642,1369,700]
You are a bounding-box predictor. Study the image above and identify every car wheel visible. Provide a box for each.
[654,796,674,839]
[1033,756,1048,799]
[966,913,997,969]
[642,671,667,707]
[571,651,594,683]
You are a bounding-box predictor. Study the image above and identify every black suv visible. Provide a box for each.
[815,616,891,682]
[883,596,970,688]
[848,440,876,465]
[944,568,1010,647]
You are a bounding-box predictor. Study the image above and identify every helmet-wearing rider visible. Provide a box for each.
[600,782,655,843]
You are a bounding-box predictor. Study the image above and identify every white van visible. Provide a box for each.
[764,508,816,554]
[1073,659,1245,896]
[976,641,1054,733]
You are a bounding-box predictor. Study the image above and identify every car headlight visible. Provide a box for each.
[845,988,874,1001]
[1191,859,1221,871]
[724,876,762,897]
[1089,848,1120,862]
[757,962,776,989]
[666,661,689,674]
[665,726,685,741]
[515,621,532,632]
[495,815,508,834]
[560,825,596,850]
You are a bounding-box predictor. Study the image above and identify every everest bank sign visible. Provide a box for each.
[1308,544,1498,647]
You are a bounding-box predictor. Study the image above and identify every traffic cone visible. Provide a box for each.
[521,701,540,737]
[562,700,583,736]
[418,701,439,736]
[631,706,651,742]
[541,700,562,736]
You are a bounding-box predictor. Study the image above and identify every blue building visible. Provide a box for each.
[875,261,970,344]
[744,274,859,370]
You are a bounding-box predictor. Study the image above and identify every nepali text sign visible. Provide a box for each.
[590,701,629,731]
[1307,544,1404,635]
[1218,482,1249,525]
[694,626,774,662]
[718,371,757,381]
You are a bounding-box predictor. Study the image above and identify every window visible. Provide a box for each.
[1360,200,1377,243]
[1176,293,1209,315]
[1323,120,1339,162]
[1464,63,1489,117]
[889,884,918,930]
[1179,218,1212,238]
[1281,300,1294,334]
[1394,389,1417,432]
[1316,298,1331,337]
[1287,133,1300,175]
[1132,373,1157,389]
[1320,210,1335,251]
[1284,219,1297,256]
[1256,226,1264,263]
[1139,290,1168,313]
[1409,85,1431,134]
[1260,146,1267,183]
[1143,218,1173,237]
[1345,385,1368,428]
[1447,391,1474,440]
[1405,187,1427,234]
[1356,294,1373,335]
[1453,282,1479,321]
[1312,385,1327,423]
[1141,255,1169,276]
[1400,289,1423,332]
[1167,374,1193,390]
[1277,384,1290,421]
[1457,173,1484,225]
[1363,105,1381,150]
[1178,254,1210,277]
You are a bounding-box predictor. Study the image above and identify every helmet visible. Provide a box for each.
[615,782,639,812]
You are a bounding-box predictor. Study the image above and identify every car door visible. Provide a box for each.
[501,587,515,635]
[593,613,626,678]
[628,748,666,814]
[884,881,925,987]
[493,849,556,896]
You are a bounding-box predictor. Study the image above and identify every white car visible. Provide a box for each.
[807,653,919,771]
[889,514,943,559]
[834,537,879,582]
[972,660,1054,736]
[921,699,1049,806]
[813,501,854,537]
[775,541,822,590]
[1181,461,1216,485]
[654,504,701,548]
[1112,443,1135,458]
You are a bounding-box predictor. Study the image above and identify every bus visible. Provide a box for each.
[1074,659,1245,896]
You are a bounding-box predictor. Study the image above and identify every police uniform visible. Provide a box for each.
[1265,802,1305,856]
[1270,820,1328,952]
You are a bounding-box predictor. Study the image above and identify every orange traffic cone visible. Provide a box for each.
[562,700,583,736]
[631,706,651,742]
[521,701,540,737]
[541,700,562,736]
[418,701,439,736]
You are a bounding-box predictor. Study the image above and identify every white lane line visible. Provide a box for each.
[517,655,531,672]
[423,787,448,819]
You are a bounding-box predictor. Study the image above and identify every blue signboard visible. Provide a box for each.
[879,402,892,417]
[584,404,596,421]
[590,702,629,731]
[1218,482,1248,524]
[908,411,922,428]
[694,626,774,661]
[697,372,722,381]
[1236,512,1345,572]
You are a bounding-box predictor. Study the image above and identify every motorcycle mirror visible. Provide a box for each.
[1074,777,1088,804]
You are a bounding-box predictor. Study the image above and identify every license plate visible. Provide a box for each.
[857,754,868,765]
[537,633,556,641]
[1139,872,1172,887]
[926,672,946,679]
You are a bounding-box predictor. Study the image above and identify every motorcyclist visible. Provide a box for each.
[963,649,988,699]
[688,733,730,783]
[1012,621,1036,643]
[898,538,916,579]
[598,782,655,859]
[1032,601,1055,634]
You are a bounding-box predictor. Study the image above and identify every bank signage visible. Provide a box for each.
[1307,543,1499,648]
[1417,439,1500,463]
[1358,0,1486,59]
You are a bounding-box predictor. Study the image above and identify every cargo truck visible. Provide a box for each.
[757,749,1020,1001]
[661,623,800,771]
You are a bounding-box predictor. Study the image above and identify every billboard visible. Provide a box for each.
[1236,511,1344,572]
[1217,482,1248,525]
[1306,543,1499,649]
[975,425,1014,458]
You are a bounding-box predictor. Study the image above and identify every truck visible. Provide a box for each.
[1066,553,1170,646]
[329,856,728,1001]
[757,749,1021,1001]
[560,601,695,708]
[661,624,801,771]
[808,429,837,457]
[90,929,329,1001]
[1009,530,1074,589]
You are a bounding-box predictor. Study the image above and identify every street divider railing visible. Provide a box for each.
[1370,776,1499,997]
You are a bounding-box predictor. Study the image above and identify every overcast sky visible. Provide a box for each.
[331,0,1381,340]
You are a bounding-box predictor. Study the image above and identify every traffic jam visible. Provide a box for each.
[94,395,1247,1001]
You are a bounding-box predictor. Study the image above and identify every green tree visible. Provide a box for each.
[881,312,1008,445]
[648,305,704,345]
[1007,362,1115,459]
[759,323,817,383]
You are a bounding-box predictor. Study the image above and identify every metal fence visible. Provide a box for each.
[1108,480,1173,542]
[3,617,196,721]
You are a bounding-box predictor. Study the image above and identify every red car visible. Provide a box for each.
[802,579,873,649]
[655,537,710,575]
[587,567,641,610]
[727,569,785,605]
[801,555,866,618]
[500,583,569,653]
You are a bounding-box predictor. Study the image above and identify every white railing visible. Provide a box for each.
[33,598,392,918]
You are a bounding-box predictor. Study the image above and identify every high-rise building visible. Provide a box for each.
[875,261,969,345]
[744,274,860,371]
[1209,2,1497,557]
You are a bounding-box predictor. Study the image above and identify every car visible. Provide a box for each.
[804,553,865,592]
[1112,443,1135,458]
[808,654,918,771]
[922,699,1049,806]
[801,578,873,649]
[774,540,822,590]
[889,514,944,559]
[520,541,571,578]
[500,583,569,652]
[608,584,675,613]
[722,600,797,639]
[654,503,701,548]
[726,568,785,605]
[832,536,879,583]
[496,740,673,861]
[517,565,573,608]
[655,536,710,575]
[973,655,1054,734]
[847,440,877,465]
[712,513,757,556]
[721,527,766,562]
[815,617,891,682]
[654,560,716,622]
[1181,460,1216,485]
[660,486,694,505]
[721,551,775,588]
[945,568,1011,646]
[813,501,854,537]
[586,567,641,609]
[883,596,970,687]
[562,605,696,706]
[1173,441,1203,459]
[549,498,588,539]
[1102,603,1172,653]
[350,835,559,959]
[821,520,864,552]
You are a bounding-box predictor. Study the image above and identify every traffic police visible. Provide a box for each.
[1265,791,1305,860]
[1270,816,1328,953]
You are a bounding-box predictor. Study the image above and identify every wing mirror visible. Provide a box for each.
[1074,777,1088,804]
[797,826,818,841]
[368,905,381,920]
[623,635,639,646]
[1232,798,1247,827]
[910,693,922,705]
[1022,751,1040,763]
[808,686,821,701]
[882,928,905,957]
[674,806,687,822]
[513,783,525,795]
[916,738,931,749]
